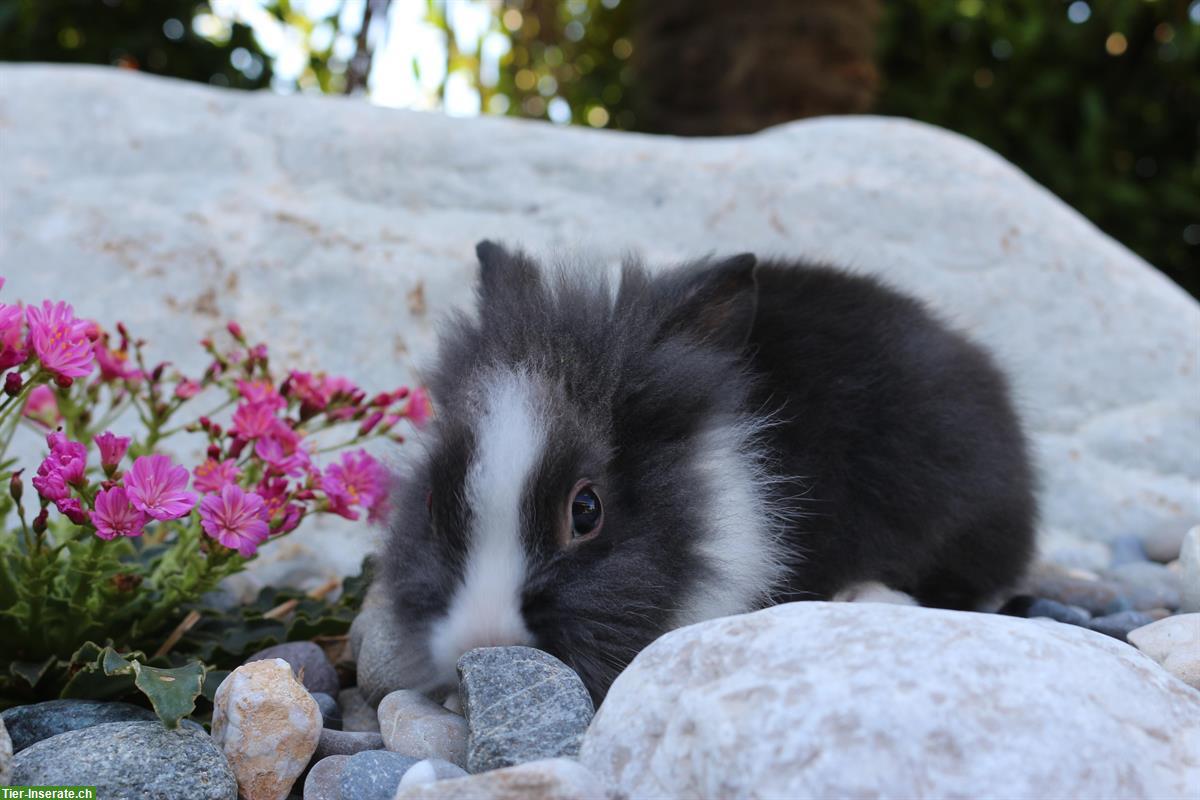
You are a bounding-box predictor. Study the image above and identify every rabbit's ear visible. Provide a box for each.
[475,239,540,310]
[661,253,759,350]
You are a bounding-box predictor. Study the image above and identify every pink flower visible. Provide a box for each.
[55,496,89,525]
[232,400,277,440]
[321,449,386,521]
[253,419,310,476]
[199,484,270,557]
[193,458,241,493]
[124,454,197,520]
[0,297,26,371]
[257,476,304,533]
[405,387,433,428]
[93,340,140,382]
[95,431,131,470]
[236,379,285,410]
[22,385,61,428]
[91,486,147,540]
[285,371,328,411]
[42,431,88,487]
[31,462,69,501]
[25,301,95,379]
[174,378,202,399]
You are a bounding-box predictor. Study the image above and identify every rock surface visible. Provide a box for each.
[458,647,595,774]
[0,698,157,753]
[579,602,1200,800]
[10,720,236,799]
[247,641,341,697]
[1181,526,1200,613]
[393,757,610,800]
[314,728,387,760]
[352,586,424,707]
[338,750,419,800]
[303,754,350,800]
[2,64,1197,579]
[211,658,322,800]
[397,758,469,789]
[378,690,468,767]
[312,692,342,730]
[339,687,381,732]
[0,716,10,786]
[1129,613,1200,690]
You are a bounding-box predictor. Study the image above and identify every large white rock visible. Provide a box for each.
[579,602,1200,799]
[1,64,1197,582]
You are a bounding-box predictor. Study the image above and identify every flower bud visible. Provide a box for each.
[207,444,222,461]
[227,321,246,343]
[9,469,23,503]
[54,374,73,389]
[3,372,22,396]
[151,363,166,382]
[358,411,384,436]
[32,507,48,534]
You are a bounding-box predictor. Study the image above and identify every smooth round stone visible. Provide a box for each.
[1037,533,1112,573]
[442,692,463,715]
[0,699,157,754]
[246,641,341,697]
[312,692,342,731]
[1024,598,1091,627]
[1141,524,1189,564]
[1021,563,1123,616]
[303,754,350,800]
[338,750,419,800]
[1108,533,1148,566]
[338,687,380,733]
[1128,613,1200,690]
[314,728,387,760]
[1088,610,1155,642]
[11,721,236,799]
[398,758,469,788]
[1105,562,1182,611]
[378,690,468,767]
[393,758,607,800]
[1181,526,1200,613]
[0,716,11,786]
[212,658,322,800]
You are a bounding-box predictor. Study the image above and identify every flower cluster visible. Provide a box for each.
[1,278,430,560]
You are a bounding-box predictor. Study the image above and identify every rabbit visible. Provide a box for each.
[378,240,1037,702]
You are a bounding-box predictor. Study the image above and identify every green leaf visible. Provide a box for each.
[129,660,206,729]
[9,656,56,688]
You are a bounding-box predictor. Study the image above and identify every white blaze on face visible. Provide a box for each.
[429,371,540,680]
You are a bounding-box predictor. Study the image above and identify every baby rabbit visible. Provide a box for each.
[379,241,1036,702]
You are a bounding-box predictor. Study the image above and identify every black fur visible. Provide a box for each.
[380,242,1037,702]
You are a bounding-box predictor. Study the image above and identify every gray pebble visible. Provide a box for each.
[1141,524,1188,564]
[1088,610,1155,642]
[1026,598,1090,626]
[1,699,156,753]
[12,721,236,799]
[398,757,469,788]
[457,646,594,774]
[1109,534,1148,566]
[1105,562,1182,611]
[0,716,10,786]
[378,690,468,767]
[303,754,350,800]
[314,728,387,760]
[246,641,341,697]
[1181,526,1200,613]
[339,750,419,800]
[312,692,342,731]
[338,687,380,733]
[1022,563,1123,616]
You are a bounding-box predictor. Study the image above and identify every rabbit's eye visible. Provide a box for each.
[569,482,603,540]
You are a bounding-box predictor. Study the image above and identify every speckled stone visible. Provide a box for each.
[11,721,236,799]
[378,690,468,767]
[302,754,350,800]
[579,602,1200,799]
[211,658,322,800]
[0,716,11,786]
[1128,613,1200,690]
[338,687,380,733]
[1105,562,1182,611]
[397,758,469,789]
[394,758,609,800]
[457,647,594,774]
[313,728,386,760]
[312,692,342,731]
[246,641,340,697]
[0,699,156,753]
[338,750,418,800]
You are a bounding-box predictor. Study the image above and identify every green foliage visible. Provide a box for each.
[0,0,272,90]
[875,0,1199,297]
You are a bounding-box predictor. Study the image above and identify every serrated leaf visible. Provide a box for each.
[10,656,56,688]
[130,660,205,729]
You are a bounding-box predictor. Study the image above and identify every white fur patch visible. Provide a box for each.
[428,371,540,680]
[674,419,792,628]
[834,581,918,605]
